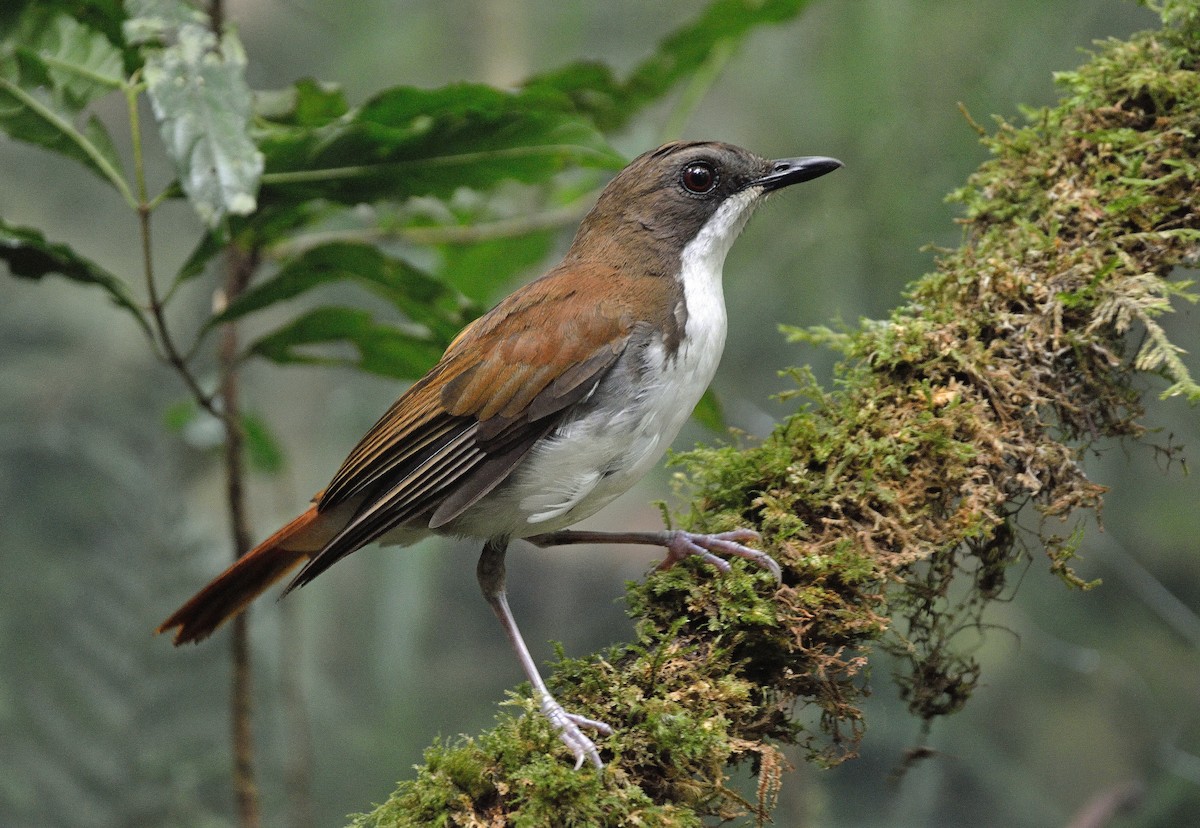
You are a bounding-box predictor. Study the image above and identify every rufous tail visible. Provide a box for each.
[158,505,323,645]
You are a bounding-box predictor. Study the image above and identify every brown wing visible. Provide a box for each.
[285,263,672,591]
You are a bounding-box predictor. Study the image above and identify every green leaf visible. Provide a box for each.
[692,388,726,432]
[257,82,623,206]
[0,219,151,336]
[438,229,556,303]
[162,399,286,473]
[214,242,470,344]
[528,0,814,131]
[242,411,286,474]
[176,200,337,290]
[173,226,225,285]
[254,77,349,127]
[162,397,197,432]
[3,3,129,56]
[0,10,129,193]
[138,5,263,226]
[248,306,445,380]
[16,12,124,107]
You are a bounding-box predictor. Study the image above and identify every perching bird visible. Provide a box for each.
[159,140,841,769]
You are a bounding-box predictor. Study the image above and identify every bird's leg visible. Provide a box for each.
[526,528,782,582]
[476,538,612,770]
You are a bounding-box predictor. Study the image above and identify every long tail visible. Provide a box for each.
[158,505,325,645]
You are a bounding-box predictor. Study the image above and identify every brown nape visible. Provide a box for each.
[157,506,320,644]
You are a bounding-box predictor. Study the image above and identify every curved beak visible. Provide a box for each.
[752,156,843,192]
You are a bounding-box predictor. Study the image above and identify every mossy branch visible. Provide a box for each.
[354,7,1200,826]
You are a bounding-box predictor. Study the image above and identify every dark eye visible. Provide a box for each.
[680,161,717,194]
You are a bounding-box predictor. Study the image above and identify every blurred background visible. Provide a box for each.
[2,1,1198,825]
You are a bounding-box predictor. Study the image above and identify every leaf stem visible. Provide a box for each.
[0,77,137,208]
[259,143,622,186]
[126,83,220,418]
[36,53,124,90]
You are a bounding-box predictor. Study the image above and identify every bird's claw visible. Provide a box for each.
[656,528,782,582]
[541,695,611,770]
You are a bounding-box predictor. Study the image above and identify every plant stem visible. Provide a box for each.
[281,597,316,828]
[219,244,261,828]
[0,77,137,208]
[126,84,220,417]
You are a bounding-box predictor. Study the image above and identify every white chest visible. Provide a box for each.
[455,190,760,539]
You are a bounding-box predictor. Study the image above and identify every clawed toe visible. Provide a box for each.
[658,529,782,582]
[541,696,610,769]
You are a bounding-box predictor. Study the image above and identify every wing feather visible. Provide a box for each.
[287,263,678,590]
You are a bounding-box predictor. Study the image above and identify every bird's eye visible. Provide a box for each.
[680,161,718,194]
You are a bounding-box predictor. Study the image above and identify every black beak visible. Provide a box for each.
[752,156,843,192]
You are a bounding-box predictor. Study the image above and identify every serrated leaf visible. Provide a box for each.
[257,82,623,206]
[0,219,151,336]
[214,242,468,344]
[248,306,445,380]
[142,17,263,226]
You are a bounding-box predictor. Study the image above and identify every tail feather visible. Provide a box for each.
[158,505,323,644]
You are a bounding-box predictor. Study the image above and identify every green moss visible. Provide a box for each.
[355,6,1199,825]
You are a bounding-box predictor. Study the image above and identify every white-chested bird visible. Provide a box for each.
[160,141,841,769]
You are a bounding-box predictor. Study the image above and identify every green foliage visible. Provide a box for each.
[247,306,447,380]
[214,242,473,346]
[0,8,127,194]
[0,218,150,336]
[531,0,817,132]
[256,82,622,206]
[0,0,807,400]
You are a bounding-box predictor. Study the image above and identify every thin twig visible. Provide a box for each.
[126,83,220,417]
[205,5,260,826]
[219,244,261,828]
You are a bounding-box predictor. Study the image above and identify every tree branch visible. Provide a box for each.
[353,9,1200,826]
[219,243,261,828]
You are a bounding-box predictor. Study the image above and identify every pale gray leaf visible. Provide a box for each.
[142,22,263,227]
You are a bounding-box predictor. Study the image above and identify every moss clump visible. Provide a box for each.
[354,6,1199,825]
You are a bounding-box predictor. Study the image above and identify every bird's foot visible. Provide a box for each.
[656,528,782,582]
[539,693,612,770]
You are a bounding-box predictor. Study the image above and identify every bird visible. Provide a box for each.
[159,140,842,769]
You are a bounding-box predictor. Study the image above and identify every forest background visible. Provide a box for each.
[1,1,1197,826]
